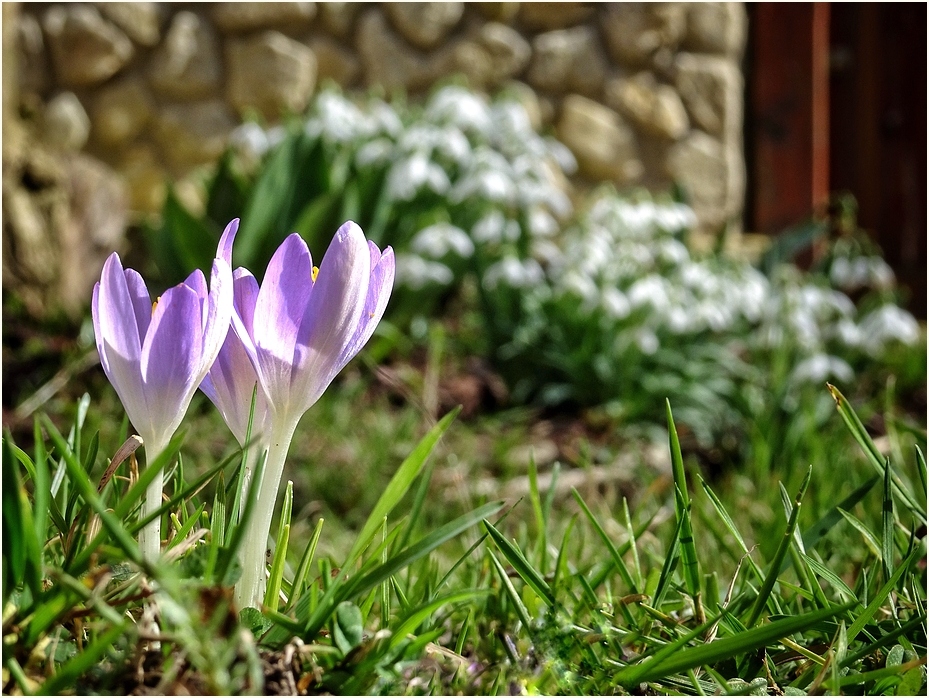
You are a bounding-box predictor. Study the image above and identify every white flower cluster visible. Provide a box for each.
[547,193,921,385]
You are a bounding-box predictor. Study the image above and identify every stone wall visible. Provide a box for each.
[13,2,747,232]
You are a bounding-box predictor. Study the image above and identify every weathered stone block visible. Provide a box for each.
[674,53,741,138]
[42,4,133,87]
[384,3,464,50]
[42,92,90,152]
[97,2,161,47]
[227,31,317,121]
[117,144,167,213]
[154,100,236,168]
[666,130,731,228]
[557,95,642,183]
[435,40,495,91]
[684,2,747,56]
[90,78,153,147]
[310,36,360,86]
[357,10,430,92]
[519,2,595,30]
[603,3,687,67]
[477,22,531,85]
[605,72,689,140]
[212,2,317,33]
[319,2,359,37]
[17,12,49,96]
[527,26,608,96]
[474,2,521,23]
[149,11,221,100]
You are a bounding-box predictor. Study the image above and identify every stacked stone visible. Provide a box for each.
[14,2,746,232]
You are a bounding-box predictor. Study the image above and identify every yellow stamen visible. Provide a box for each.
[151,297,161,315]
[311,266,319,282]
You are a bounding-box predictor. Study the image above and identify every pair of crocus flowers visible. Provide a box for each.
[92,220,394,609]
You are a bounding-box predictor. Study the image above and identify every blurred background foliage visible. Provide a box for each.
[5,85,925,462]
[130,86,926,465]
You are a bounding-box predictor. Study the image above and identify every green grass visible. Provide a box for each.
[2,352,926,695]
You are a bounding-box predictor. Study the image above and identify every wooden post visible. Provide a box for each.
[749,3,831,234]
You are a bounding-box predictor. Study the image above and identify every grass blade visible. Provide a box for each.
[488,549,532,630]
[287,517,324,611]
[617,602,856,687]
[390,590,486,648]
[345,407,460,569]
[827,384,925,523]
[746,466,811,627]
[38,622,127,695]
[571,488,637,592]
[845,548,919,642]
[286,500,504,644]
[881,458,895,582]
[264,481,293,612]
[483,519,554,606]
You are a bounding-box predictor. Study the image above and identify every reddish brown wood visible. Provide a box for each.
[749,3,832,234]
[829,4,927,317]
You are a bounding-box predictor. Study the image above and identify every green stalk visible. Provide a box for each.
[235,414,300,610]
[138,432,170,562]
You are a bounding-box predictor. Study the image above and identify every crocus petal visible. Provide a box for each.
[140,283,203,444]
[218,218,240,268]
[94,254,148,428]
[228,268,261,376]
[97,254,143,364]
[183,268,208,300]
[253,234,314,411]
[233,268,260,337]
[335,243,395,371]
[201,270,268,445]
[124,268,153,341]
[200,258,234,369]
[290,221,370,413]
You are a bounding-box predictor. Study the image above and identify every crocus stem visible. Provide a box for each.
[235,415,300,610]
[139,434,170,563]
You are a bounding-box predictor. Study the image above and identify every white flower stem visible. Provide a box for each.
[234,415,299,610]
[139,434,169,563]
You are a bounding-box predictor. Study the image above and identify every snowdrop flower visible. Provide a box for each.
[858,304,921,355]
[830,256,895,290]
[544,138,578,175]
[528,207,559,238]
[559,270,599,308]
[635,328,660,355]
[832,318,862,349]
[601,287,631,320]
[657,239,689,266]
[92,223,235,560]
[221,222,394,609]
[654,203,697,232]
[395,254,454,289]
[307,91,367,143]
[369,100,403,138]
[483,257,544,291]
[472,211,507,244]
[230,123,271,159]
[791,354,854,385]
[628,275,672,313]
[531,239,565,268]
[426,86,492,135]
[355,138,394,168]
[386,153,451,201]
[410,223,475,259]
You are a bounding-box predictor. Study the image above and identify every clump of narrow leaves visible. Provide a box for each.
[3,384,926,695]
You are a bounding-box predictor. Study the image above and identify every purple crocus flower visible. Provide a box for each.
[92,225,235,561]
[216,221,394,609]
[200,221,272,449]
